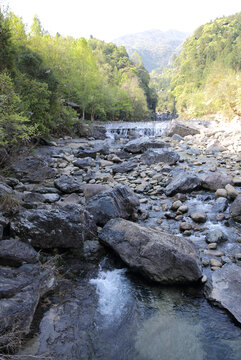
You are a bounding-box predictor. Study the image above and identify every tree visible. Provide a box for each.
[0,72,36,145]
[0,9,15,72]
[30,15,44,37]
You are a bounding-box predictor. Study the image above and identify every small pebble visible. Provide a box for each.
[201,275,208,283]
[210,258,222,267]
[208,243,217,250]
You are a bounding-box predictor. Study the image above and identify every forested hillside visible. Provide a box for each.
[114,30,187,72]
[157,12,241,120]
[0,9,157,146]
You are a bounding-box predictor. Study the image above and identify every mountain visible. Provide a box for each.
[113,29,188,72]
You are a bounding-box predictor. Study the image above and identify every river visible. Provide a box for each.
[18,120,241,360]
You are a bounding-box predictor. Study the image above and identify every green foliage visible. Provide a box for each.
[0,10,15,72]
[0,72,36,145]
[0,7,156,148]
[30,15,44,37]
[156,12,241,120]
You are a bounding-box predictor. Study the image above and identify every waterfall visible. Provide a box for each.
[104,121,170,139]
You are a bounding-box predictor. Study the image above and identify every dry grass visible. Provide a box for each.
[0,193,20,217]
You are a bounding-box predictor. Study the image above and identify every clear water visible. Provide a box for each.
[89,266,241,360]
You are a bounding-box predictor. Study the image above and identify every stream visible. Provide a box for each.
[17,120,241,360]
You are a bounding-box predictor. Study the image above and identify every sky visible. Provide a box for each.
[1,0,240,41]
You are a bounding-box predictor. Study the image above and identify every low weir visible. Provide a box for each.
[105,120,170,138]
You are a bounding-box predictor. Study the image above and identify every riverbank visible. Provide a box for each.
[0,118,241,359]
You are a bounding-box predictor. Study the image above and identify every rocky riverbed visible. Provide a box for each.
[0,118,241,359]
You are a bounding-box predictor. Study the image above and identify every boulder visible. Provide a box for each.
[73,157,95,169]
[112,160,138,174]
[83,184,111,200]
[0,239,40,267]
[0,263,55,349]
[54,175,83,194]
[75,147,98,159]
[22,191,46,204]
[124,137,169,154]
[190,212,206,223]
[141,149,180,165]
[57,193,82,206]
[11,156,56,183]
[206,263,241,324]
[91,124,107,140]
[202,172,233,191]
[212,197,228,213]
[42,193,60,203]
[86,185,139,226]
[206,229,227,244]
[165,172,201,196]
[75,123,107,140]
[99,218,202,283]
[230,194,241,223]
[11,204,97,248]
[215,189,228,199]
[225,184,239,199]
[76,143,109,159]
[165,122,200,137]
[0,182,13,196]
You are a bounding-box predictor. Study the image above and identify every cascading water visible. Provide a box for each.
[87,263,241,360]
[90,268,131,323]
[105,121,170,139]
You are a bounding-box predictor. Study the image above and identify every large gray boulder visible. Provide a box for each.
[230,194,241,223]
[206,264,241,324]
[83,184,111,200]
[165,121,200,137]
[112,160,138,174]
[73,157,95,169]
[165,172,201,196]
[202,172,233,191]
[99,218,202,283]
[0,182,13,196]
[91,124,107,140]
[0,263,55,349]
[124,137,169,154]
[11,204,97,248]
[54,175,83,194]
[10,156,56,183]
[0,239,40,267]
[86,185,139,226]
[141,149,180,165]
[76,143,109,159]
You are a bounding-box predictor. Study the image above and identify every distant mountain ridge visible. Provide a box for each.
[113,29,188,72]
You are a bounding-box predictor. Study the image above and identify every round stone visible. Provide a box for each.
[210,258,222,267]
[180,222,192,231]
[215,189,228,199]
[177,205,188,214]
[190,212,207,223]
[170,200,182,211]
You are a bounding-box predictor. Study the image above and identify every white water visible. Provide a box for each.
[90,268,131,322]
[105,121,170,139]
